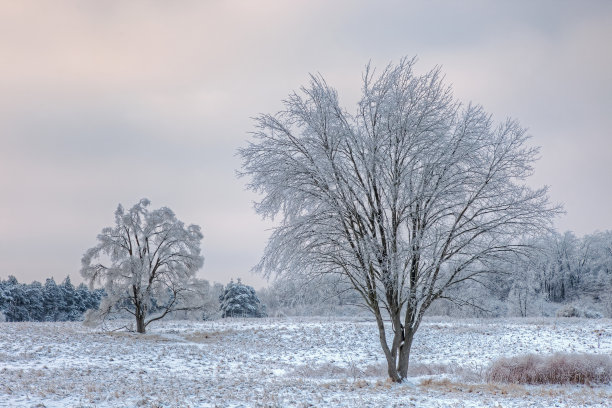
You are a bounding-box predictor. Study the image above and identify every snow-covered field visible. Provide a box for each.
[0,316,610,407]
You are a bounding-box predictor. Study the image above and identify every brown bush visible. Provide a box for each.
[486,353,612,384]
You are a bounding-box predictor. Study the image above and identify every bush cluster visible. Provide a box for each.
[556,304,603,319]
[486,353,612,385]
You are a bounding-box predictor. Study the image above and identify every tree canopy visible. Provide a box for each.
[219,279,266,318]
[0,276,102,322]
[239,57,559,381]
[81,198,205,333]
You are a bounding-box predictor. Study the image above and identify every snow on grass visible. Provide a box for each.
[0,316,610,407]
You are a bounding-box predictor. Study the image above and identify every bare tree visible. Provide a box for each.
[81,199,204,333]
[259,273,360,316]
[239,57,559,382]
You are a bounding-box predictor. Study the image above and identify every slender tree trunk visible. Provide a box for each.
[373,308,402,382]
[370,301,419,383]
[134,300,146,334]
[136,313,146,333]
[380,335,401,382]
[386,358,401,382]
[397,329,415,379]
[133,285,146,334]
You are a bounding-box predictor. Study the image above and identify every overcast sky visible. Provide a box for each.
[1,0,611,288]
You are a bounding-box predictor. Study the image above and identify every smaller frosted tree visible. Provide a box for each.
[81,198,205,333]
[2,276,29,322]
[219,279,266,318]
[0,277,14,317]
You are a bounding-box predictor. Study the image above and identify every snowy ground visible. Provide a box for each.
[0,316,610,407]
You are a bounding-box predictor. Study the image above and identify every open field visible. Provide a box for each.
[0,316,610,407]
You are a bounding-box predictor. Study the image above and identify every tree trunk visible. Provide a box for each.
[397,330,414,379]
[380,329,414,382]
[386,357,401,382]
[136,314,146,334]
[133,285,146,334]
[372,305,418,383]
[373,308,402,382]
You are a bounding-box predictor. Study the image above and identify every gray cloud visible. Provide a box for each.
[1,0,611,286]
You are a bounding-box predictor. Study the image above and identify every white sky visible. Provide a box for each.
[1,0,611,288]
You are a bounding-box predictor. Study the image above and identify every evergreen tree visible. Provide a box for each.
[43,277,63,321]
[60,276,79,321]
[3,276,30,322]
[219,279,266,318]
[75,283,89,314]
[0,278,13,313]
[0,275,104,322]
[26,281,45,321]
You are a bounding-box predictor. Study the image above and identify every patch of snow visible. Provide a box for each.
[0,317,609,407]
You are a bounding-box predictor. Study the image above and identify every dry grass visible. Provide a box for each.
[407,362,481,380]
[486,353,612,385]
[291,361,483,383]
[183,329,235,343]
[420,378,534,398]
[420,377,612,405]
[102,331,173,342]
[290,362,385,378]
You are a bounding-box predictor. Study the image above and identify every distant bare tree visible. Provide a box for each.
[239,57,559,382]
[259,274,360,316]
[81,199,204,333]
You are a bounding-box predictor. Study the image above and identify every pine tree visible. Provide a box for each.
[43,277,62,321]
[219,279,266,318]
[26,281,45,321]
[3,276,30,322]
[60,276,79,321]
[0,276,104,322]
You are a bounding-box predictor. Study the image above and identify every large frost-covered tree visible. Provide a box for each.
[81,199,204,333]
[239,57,559,382]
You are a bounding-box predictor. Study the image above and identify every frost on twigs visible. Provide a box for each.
[83,305,105,328]
[486,353,612,384]
[80,198,206,334]
[556,304,602,319]
[239,56,560,381]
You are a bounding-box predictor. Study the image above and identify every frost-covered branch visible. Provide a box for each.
[80,199,205,333]
[239,57,560,382]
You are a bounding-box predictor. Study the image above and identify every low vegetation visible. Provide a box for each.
[486,353,612,385]
[0,317,610,407]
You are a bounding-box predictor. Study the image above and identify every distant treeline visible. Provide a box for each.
[0,276,104,322]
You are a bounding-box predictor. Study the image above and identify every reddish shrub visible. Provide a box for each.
[486,353,612,384]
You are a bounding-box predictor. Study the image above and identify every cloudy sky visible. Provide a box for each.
[1,1,611,288]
